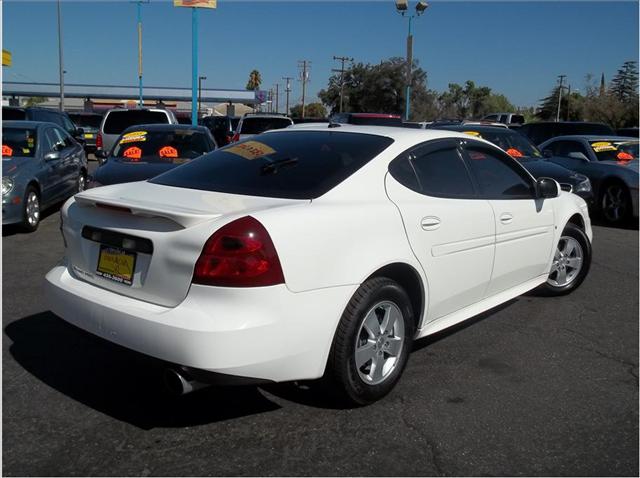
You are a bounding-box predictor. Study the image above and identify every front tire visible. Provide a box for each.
[538,223,591,296]
[21,186,41,233]
[326,277,415,406]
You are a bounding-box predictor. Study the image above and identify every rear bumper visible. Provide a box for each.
[45,263,354,383]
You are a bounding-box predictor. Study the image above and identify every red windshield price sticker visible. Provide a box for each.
[225,141,276,160]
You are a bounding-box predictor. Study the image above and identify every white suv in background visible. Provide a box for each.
[232,113,294,142]
[97,108,178,154]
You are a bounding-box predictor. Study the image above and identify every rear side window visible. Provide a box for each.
[103,111,170,135]
[150,131,394,199]
[463,144,535,199]
[390,140,475,197]
[239,117,292,135]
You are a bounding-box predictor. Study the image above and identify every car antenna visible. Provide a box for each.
[328,121,341,128]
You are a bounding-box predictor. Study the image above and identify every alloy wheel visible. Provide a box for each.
[601,184,628,223]
[354,301,405,385]
[547,236,584,287]
[26,191,40,227]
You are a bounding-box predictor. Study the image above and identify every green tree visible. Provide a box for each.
[245,70,262,91]
[536,85,562,121]
[437,81,514,119]
[290,102,326,118]
[610,60,638,102]
[23,96,46,107]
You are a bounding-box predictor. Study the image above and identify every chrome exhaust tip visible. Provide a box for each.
[163,367,209,396]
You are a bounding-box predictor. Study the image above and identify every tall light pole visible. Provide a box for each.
[198,75,207,119]
[57,0,64,111]
[135,1,149,107]
[395,0,429,121]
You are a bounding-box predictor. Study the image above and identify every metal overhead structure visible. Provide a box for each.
[2,81,262,105]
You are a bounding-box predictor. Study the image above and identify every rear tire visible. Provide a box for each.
[21,186,41,233]
[600,181,631,225]
[326,277,415,406]
[537,223,591,296]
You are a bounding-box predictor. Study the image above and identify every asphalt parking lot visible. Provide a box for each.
[2,173,638,476]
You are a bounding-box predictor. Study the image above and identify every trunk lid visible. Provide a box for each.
[63,181,307,307]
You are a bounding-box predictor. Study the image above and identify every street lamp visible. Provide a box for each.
[198,76,207,119]
[396,0,429,121]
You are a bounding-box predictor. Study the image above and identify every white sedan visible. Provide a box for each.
[45,125,592,405]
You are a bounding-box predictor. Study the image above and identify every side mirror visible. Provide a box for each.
[536,177,559,199]
[44,151,61,162]
[542,149,553,158]
[568,152,589,161]
[95,150,108,164]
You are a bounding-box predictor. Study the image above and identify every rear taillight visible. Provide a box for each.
[96,132,103,149]
[193,216,284,287]
[231,132,240,143]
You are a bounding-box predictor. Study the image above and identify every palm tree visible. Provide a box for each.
[246,70,262,91]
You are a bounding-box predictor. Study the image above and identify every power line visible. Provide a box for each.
[332,55,353,113]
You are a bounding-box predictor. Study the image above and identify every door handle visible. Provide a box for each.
[421,216,441,231]
[500,213,514,224]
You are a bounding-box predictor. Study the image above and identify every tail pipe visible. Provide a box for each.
[163,367,210,396]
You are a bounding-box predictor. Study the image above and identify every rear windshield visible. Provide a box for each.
[590,140,639,162]
[111,129,211,163]
[69,114,102,128]
[3,108,26,121]
[150,131,394,199]
[239,117,292,135]
[103,110,170,135]
[2,128,37,158]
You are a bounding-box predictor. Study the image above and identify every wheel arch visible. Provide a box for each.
[364,262,425,330]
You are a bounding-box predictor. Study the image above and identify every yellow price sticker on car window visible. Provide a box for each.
[120,131,147,144]
[463,131,482,138]
[225,141,276,160]
[591,141,616,152]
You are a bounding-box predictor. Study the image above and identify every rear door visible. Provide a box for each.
[385,138,496,321]
[461,140,555,295]
[40,127,67,202]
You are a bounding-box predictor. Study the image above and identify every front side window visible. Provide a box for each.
[463,143,535,199]
[150,131,394,199]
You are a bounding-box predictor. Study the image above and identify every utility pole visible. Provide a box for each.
[57,0,64,111]
[556,74,566,122]
[332,55,353,113]
[566,84,571,121]
[274,83,279,114]
[135,1,149,107]
[298,60,310,118]
[282,76,293,115]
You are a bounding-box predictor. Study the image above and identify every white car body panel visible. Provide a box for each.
[46,125,593,383]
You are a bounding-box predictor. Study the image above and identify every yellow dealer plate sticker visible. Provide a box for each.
[463,131,482,137]
[120,131,147,144]
[96,245,136,286]
[225,141,276,160]
[591,141,616,152]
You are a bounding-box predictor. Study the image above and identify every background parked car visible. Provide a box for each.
[330,112,402,126]
[427,124,594,203]
[3,106,86,146]
[68,112,103,155]
[481,113,525,125]
[98,107,178,154]
[232,113,293,142]
[539,135,638,224]
[90,124,216,187]
[2,121,88,231]
[518,121,615,147]
[200,115,240,146]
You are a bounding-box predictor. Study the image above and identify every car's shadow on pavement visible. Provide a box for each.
[590,215,639,231]
[5,312,281,430]
[6,301,519,424]
[2,202,65,237]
